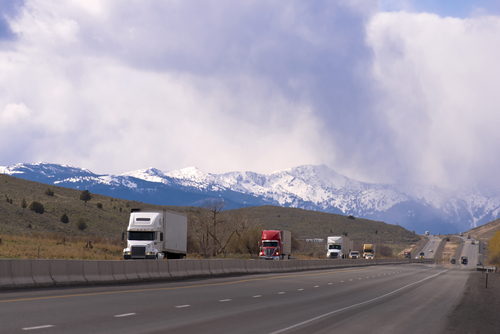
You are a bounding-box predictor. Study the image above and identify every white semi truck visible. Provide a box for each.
[326,236,353,259]
[122,208,187,259]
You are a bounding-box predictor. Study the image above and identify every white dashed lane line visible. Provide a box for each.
[278,292,285,295]
[175,305,191,308]
[219,299,232,302]
[22,325,55,331]
[114,313,136,318]
[253,295,262,298]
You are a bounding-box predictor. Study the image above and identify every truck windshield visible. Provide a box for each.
[128,231,155,241]
[329,245,341,250]
[262,241,279,247]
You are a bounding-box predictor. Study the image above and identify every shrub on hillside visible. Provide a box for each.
[21,198,27,209]
[60,213,69,224]
[96,203,103,209]
[76,218,87,231]
[376,244,393,258]
[29,201,45,214]
[44,188,54,196]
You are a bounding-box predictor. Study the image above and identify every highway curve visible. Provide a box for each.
[0,264,470,333]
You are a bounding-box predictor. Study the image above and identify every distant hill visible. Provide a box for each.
[0,173,423,250]
[468,218,500,244]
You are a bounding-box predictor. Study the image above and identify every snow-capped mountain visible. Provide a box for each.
[2,162,500,234]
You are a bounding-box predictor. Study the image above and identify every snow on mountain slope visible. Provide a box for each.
[2,161,500,233]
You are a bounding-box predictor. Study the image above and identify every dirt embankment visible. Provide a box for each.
[445,271,500,333]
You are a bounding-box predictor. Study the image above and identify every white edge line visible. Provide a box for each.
[268,270,448,334]
[22,325,55,330]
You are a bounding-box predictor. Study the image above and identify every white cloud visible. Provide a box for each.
[367,11,500,187]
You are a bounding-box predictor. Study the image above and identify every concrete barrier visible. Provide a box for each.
[146,261,161,279]
[169,260,189,278]
[134,261,152,280]
[184,259,199,277]
[111,261,128,281]
[83,261,101,282]
[97,261,115,282]
[10,260,35,287]
[31,259,54,285]
[209,260,225,276]
[245,259,260,274]
[49,260,71,284]
[199,259,211,276]
[67,260,87,283]
[123,261,140,280]
[0,260,14,288]
[157,260,171,279]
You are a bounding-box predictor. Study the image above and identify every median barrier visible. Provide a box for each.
[184,259,202,277]
[200,259,211,276]
[146,260,161,279]
[244,259,259,274]
[67,260,87,283]
[49,260,71,284]
[10,260,35,287]
[111,260,128,281]
[221,259,239,274]
[97,260,115,282]
[123,260,140,280]
[83,260,101,282]
[0,260,14,288]
[157,260,171,279]
[169,260,189,278]
[31,259,54,285]
[134,260,152,280]
[209,259,225,276]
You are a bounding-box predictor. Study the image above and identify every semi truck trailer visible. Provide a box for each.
[122,208,187,259]
[259,230,291,260]
[326,236,352,259]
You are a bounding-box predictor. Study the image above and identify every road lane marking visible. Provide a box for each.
[314,285,319,288]
[0,268,371,304]
[298,289,303,291]
[219,299,231,302]
[328,283,332,285]
[22,325,55,331]
[268,270,448,334]
[175,305,190,308]
[278,292,285,294]
[253,295,262,298]
[114,313,136,317]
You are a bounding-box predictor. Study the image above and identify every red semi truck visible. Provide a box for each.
[259,230,291,260]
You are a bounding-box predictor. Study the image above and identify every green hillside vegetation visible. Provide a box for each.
[0,173,422,258]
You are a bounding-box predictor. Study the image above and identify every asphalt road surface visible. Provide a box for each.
[0,264,470,334]
[457,236,481,268]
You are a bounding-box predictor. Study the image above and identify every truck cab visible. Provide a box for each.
[259,230,291,260]
[122,211,163,259]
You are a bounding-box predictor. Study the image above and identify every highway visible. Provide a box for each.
[0,264,470,333]
[457,235,481,268]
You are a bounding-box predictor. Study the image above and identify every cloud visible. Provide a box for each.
[0,1,499,190]
[367,12,500,187]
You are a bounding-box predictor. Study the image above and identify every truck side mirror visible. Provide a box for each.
[160,232,163,242]
[121,231,124,241]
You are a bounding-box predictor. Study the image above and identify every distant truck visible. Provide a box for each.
[418,252,425,259]
[326,236,353,259]
[404,251,411,259]
[425,231,430,236]
[259,230,291,260]
[363,244,375,259]
[122,209,187,260]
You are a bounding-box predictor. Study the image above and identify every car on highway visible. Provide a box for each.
[461,256,468,265]
[349,251,360,259]
[429,249,434,252]
[365,253,374,259]
[450,257,456,264]
[419,252,425,259]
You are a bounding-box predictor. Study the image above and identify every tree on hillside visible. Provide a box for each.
[80,190,92,204]
[29,201,45,214]
[76,218,87,230]
[192,199,247,257]
[21,198,27,209]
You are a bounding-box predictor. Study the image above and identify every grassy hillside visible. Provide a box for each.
[0,173,421,249]
[238,205,421,245]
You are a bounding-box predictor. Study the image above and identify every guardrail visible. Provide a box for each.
[0,258,434,289]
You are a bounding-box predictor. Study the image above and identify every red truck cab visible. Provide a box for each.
[259,230,291,260]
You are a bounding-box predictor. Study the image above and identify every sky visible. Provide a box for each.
[1,0,499,189]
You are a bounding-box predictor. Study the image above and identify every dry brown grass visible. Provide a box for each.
[0,233,123,260]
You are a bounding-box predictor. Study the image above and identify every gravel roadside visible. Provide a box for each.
[445,270,500,333]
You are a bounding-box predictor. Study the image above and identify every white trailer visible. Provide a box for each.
[326,236,352,259]
[122,209,187,259]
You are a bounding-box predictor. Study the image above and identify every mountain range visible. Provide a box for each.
[2,162,500,234]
